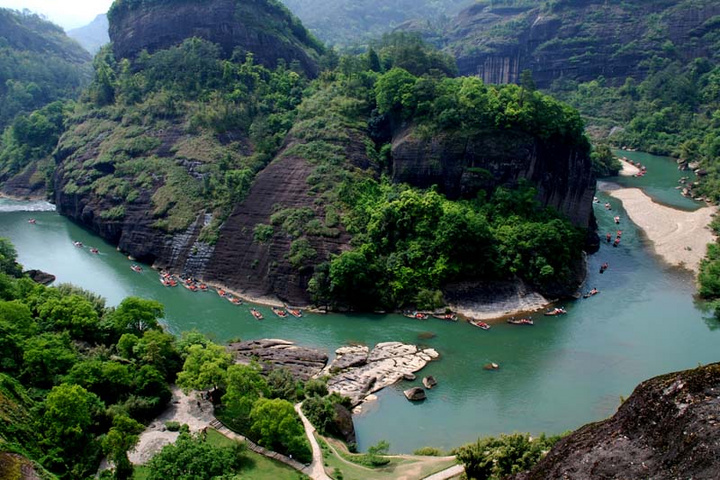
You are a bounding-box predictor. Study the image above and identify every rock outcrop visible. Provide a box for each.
[326,342,439,406]
[403,387,426,402]
[227,338,328,381]
[108,0,323,77]
[391,126,596,230]
[447,0,720,87]
[509,362,720,480]
[24,270,55,286]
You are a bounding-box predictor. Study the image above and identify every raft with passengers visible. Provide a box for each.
[544,307,567,316]
[507,318,534,326]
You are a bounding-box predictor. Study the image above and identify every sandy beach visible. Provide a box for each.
[618,158,640,176]
[608,188,717,272]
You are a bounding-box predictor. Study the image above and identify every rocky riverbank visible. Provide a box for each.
[226,339,439,409]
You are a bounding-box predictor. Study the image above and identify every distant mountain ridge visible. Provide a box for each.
[444,0,720,87]
[67,14,109,55]
[0,8,91,129]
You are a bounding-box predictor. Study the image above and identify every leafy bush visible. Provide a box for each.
[454,433,562,480]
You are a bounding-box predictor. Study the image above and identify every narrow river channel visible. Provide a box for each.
[1,151,718,453]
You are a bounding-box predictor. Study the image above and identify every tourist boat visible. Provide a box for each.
[160,276,177,287]
[28,218,36,224]
[469,320,490,330]
[483,362,500,370]
[216,288,226,297]
[73,241,83,247]
[432,313,458,322]
[583,289,600,299]
[226,295,242,305]
[250,308,264,320]
[507,318,534,326]
[403,311,428,320]
[272,307,288,318]
[614,216,620,224]
[286,308,303,318]
[198,283,208,291]
[544,307,567,316]
[90,248,99,254]
[183,282,198,291]
[130,264,143,273]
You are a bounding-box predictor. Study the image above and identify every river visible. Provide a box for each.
[1,152,718,453]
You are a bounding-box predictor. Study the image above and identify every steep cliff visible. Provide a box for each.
[108,0,323,77]
[391,126,595,230]
[509,362,720,480]
[447,0,720,87]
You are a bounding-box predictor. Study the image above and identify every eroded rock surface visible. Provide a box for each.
[510,363,720,480]
[327,342,439,406]
[228,338,328,381]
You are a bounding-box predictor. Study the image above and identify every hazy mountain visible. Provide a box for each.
[67,14,109,55]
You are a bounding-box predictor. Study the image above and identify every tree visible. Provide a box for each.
[366,439,391,466]
[176,343,232,393]
[63,359,132,405]
[102,415,144,480]
[267,367,300,402]
[133,329,182,380]
[22,332,76,388]
[39,384,104,475]
[220,364,269,432]
[109,297,164,336]
[249,398,312,463]
[37,294,100,342]
[0,237,22,277]
[455,433,560,480]
[146,432,245,480]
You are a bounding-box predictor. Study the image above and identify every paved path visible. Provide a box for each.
[422,463,465,480]
[295,403,333,480]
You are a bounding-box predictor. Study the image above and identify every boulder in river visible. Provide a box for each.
[404,387,426,401]
[423,376,437,389]
[25,269,55,285]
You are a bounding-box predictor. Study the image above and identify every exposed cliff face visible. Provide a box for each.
[391,126,596,230]
[510,362,720,480]
[109,0,323,77]
[448,0,720,87]
[203,137,360,305]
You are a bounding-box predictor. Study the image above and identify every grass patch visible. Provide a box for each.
[317,436,458,480]
[134,429,307,480]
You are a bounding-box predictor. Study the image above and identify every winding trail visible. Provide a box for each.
[295,402,333,480]
[422,464,465,480]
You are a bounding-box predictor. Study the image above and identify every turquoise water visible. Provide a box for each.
[612,149,702,211]
[1,156,719,452]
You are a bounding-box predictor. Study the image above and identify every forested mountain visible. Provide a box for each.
[67,14,110,55]
[32,0,595,311]
[0,8,92,130]
[444,0,720,87]
[280,0,471,49]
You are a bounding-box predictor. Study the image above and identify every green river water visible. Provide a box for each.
[1,152,718,453]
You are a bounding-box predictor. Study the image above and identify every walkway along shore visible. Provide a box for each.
[606,187,717,273]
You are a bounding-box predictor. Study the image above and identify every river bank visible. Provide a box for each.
[606,187,716,272]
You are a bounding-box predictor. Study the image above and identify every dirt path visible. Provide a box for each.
[129,386,214,464]
[421,464,464,480]
[295,403,333,480]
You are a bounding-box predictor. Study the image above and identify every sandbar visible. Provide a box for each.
[608,188,716,273]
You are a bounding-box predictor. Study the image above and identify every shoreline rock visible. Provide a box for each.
[327,342,439,406]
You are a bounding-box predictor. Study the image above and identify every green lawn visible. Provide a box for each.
[317,436,459,480]
[132,429,307,480]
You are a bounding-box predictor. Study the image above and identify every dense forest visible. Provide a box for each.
[0,236,359,478]
[47,31,589,310]
[0,8,91,130]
